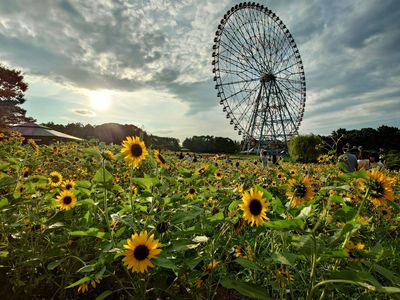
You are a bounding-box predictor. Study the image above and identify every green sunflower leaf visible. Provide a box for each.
[66,276,91,289]
[153,256,177,270]
[0,175,16,188]
[171,207,203,224]
[271,252,297,267]
[208,211,224,222]
[220,278,271,299]
[264,219,304,231]
[235,258,263,271]
[131,177,159,191]
[93,167,113,185]
[95,290,113,300]
[47,259,64,270]
[0,197,8,209]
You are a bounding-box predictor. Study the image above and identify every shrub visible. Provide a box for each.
[288,134,322,163]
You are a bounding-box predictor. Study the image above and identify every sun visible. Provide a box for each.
[88,90,112,111]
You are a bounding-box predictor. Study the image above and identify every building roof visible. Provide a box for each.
[12,122,83,141]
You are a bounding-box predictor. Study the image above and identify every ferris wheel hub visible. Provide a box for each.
[260,73,276,83]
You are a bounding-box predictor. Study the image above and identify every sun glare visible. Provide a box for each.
[88,90,112,111]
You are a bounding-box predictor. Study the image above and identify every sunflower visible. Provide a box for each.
[122,231,161,273]
[154,149,167,168]
[207,259,220,270]
[48,171,63,187]
[273,267,294,288]
[379,206,392,220]
[214,170,222,180]
[287,176,314,207]
[196,165,209,176]
[277,172,284,179]
[90,277,101,288]
[77,283,89,294]
[121,136,148,168]
[62,179,76,190]
[104,150,115,160]
[56,190,77,210]
[194,278,204,288]
[289,169,297,176]
[187,187,196,198]
[363,169,394,206]
[240,188,270,226]
[345,241,365,260]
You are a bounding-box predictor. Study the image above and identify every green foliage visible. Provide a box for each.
[0,64,35,128]
[0,136,399,299]
[182,135,240,153]
[41,122,181,150]
[288,134,322,163]
[385,150,400,170]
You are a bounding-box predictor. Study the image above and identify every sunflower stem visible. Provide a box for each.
[101,158,110,231]
[306,231,318,299]
[341,188,369,249]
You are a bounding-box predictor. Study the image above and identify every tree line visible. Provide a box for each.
[1,64,399,156]
[42,122,181,151]
[182,135,240,153]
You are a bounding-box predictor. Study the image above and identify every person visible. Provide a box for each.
[338,144,357,172]
[179,152,184,159]
[369,153,384,170]
[260,149,268,167]
[272,154,279,165]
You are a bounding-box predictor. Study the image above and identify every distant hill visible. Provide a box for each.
[41,122,180,151]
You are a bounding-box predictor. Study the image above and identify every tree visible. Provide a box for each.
[0,64,34,128]
[288,134,322,163]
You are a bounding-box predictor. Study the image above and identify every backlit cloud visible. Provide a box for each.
[0,0,398,140]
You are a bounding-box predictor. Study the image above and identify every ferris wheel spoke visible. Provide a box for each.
[273,44,295,72]
[276,76,304,84]
[243,8,267,69]
[232,10,266,72]
[274,61,302,76]
[270,84,290,142]
[220,29,263,74]
[270,29,291,69]
[276,83,303,110]
[218,77,260,87]
[218,43,261,78]
[229,82,261,113]
[224,79,258,102]
[249,8,268,68]
[277,77,304,95]
[274,82,301,129]
[273,82,302,116]
[218,52,259,78]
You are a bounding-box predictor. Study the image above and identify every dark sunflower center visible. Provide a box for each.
[189,188,195,194]
[130,144,143,157]
[295,184,307,198]
[371,180,385,198]
[249,199,262,216]
[63,196,72,204]
[158,154,166,164]
[51,176,60,183]
[134,245,149,261]
[65,184,72,190]
[217,173,221,177]
[381,209,388,215]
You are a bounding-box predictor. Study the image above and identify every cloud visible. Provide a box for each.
[73,109,96,117]
[0,0,399,139]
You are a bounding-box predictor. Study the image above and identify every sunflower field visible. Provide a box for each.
[0,132,399,300]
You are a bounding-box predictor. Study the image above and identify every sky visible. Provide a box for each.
[0,0,399,143]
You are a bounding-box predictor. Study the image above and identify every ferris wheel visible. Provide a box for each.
[212,2,306,150]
